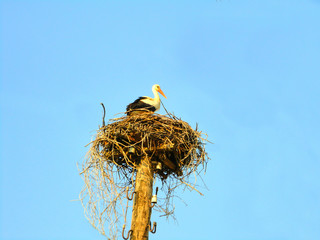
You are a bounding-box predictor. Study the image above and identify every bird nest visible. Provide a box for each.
[80,113,209,239]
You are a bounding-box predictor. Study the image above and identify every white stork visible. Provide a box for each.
[126,84,167,115]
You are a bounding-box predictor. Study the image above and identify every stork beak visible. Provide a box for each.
[158,88,167,99]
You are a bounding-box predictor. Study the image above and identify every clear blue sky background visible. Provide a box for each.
[1,1,320,240]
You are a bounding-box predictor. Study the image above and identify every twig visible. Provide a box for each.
[101,103,106,127]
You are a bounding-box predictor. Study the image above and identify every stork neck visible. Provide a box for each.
[152,88,160,101]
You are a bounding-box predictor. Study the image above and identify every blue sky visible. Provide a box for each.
[1,1,320,240]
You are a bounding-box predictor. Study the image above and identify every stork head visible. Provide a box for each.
[152,84,167,99]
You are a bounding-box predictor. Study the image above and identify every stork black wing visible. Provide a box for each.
[126,97,156,112]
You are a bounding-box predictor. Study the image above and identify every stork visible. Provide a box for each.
[126,84,167,115]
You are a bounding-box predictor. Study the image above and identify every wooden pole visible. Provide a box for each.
[130,155,153,240]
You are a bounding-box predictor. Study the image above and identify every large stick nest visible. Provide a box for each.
[80,113,209,239]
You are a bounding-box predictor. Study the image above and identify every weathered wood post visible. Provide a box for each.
[130,155,154,240]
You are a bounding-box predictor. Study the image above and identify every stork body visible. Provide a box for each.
[126,84,166,115]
